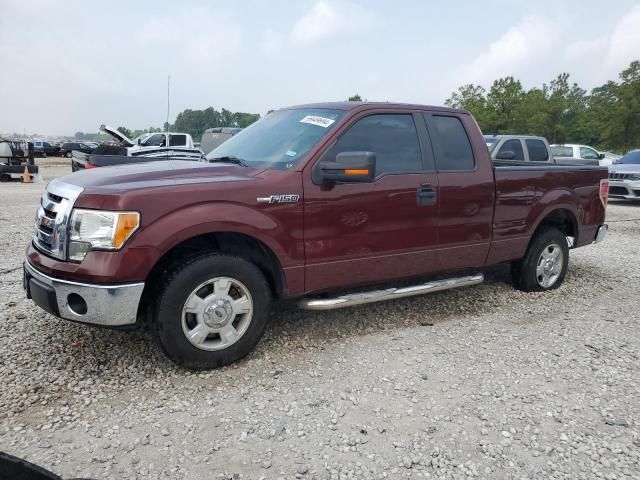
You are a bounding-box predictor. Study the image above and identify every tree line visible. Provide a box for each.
[445,60,640,153]
[76,107,262,143]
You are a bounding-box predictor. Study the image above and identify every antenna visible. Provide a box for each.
[166,75,170,132]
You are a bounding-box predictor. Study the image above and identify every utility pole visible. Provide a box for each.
[166,75,170,132]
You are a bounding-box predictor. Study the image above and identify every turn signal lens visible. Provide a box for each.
[344,169,369,175]
[113,213,141,249]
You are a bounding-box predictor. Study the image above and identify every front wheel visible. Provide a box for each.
[511,227,569,292]
[153,253,272,369]
[65,151,72,158]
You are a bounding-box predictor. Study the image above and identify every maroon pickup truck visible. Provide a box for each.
[24,102,610,369]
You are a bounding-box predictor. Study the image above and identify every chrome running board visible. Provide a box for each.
[299,273,484,310]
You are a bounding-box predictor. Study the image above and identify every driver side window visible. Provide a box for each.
[580,147,598,159]
[323,114,422,176]
[497,139,524,161]
[144,134,166,147]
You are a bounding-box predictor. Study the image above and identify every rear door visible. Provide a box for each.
[303,109,440,293]
[423,112,495,270]
[525,139,551,162]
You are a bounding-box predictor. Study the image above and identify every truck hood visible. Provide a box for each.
[609,163,640,174]
[59,160,261,191]
[100,124,134,147]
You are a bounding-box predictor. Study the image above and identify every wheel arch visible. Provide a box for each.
[530,207,579,247]
[139,231,287,322]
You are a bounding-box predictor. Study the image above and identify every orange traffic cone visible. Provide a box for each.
[22,166,32,183]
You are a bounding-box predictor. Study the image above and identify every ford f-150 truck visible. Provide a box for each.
[24,102,610,369]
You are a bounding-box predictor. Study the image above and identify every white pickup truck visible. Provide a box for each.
[70,126,204,171]
[550,144,608,166]
[100,125,203,159]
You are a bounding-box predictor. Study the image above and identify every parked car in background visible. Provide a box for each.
[24,102,609,369]
[33,140,59,157]
[608,150,640,200]
[60,142,94,158]
[200,127,242,155]
[71,126,204,171]
[100,125,203,159]
[550,144,605,166]
[485,135,554,162]
[1,139,38,181]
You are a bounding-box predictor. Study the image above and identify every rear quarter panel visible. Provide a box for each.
[486,166,607,265]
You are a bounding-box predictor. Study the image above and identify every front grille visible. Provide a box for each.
[609,172,636,180]
[32,181,83,260]
[609,186,630,196]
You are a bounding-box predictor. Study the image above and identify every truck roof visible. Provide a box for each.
[484,134,548,141]
[283,101,468,114]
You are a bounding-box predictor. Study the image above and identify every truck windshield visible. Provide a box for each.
[205,108,344,169]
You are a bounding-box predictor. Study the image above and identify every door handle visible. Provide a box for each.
[417,184,437,206]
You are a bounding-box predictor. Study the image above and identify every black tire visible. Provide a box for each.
[153,253,272,369]
[511,227,569,292]
[0,174,10,182]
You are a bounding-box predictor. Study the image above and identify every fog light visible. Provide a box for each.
[67,293,87,315]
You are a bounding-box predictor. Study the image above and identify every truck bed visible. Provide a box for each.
[488,160,607,265]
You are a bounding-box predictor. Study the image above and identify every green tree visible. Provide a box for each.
[347,94,363,102]
[117,126,133,139]
[484,77,525,133]
[443,60,640,152]
[74,131,85,140]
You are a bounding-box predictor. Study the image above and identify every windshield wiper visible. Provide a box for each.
[208,156,249,167]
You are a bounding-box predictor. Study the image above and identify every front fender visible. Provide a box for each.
[131,202,303,269]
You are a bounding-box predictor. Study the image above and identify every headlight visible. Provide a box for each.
[68,209,140,261]
[628,174,640,181]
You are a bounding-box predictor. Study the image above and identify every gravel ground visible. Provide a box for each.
[1,162,639,479]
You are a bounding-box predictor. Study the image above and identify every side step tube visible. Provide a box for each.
[299,273,484,311]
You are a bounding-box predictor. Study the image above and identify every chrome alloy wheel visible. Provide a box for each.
[181,277,253,351]
[536,243,563,288]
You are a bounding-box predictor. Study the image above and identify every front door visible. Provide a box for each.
[302,110,440,293]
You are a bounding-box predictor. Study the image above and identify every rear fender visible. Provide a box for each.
[526,188,581,241]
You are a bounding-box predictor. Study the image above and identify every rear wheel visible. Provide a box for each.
[511,227,569,292]
[153,253,271,369]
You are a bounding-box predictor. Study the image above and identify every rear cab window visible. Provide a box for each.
[426,114,475,171]
[551,146,573,157]
[169,134,187,147]
[525,139,549,162]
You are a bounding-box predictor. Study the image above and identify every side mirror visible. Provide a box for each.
[496,150,516,160]
[137,138,142,146]
[317,151,376,184]
[598,153,605,160]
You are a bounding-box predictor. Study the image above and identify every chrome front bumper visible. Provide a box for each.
[594,224,608,244]
[23,260,144,327]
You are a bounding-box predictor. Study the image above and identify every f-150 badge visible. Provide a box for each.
[257,194,300,204]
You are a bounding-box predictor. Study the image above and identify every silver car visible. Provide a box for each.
[608,150,640,200]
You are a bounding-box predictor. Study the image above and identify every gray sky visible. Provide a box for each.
[1,0,639,136]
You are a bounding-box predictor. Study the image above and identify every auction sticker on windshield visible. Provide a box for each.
[300,115,336,128]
